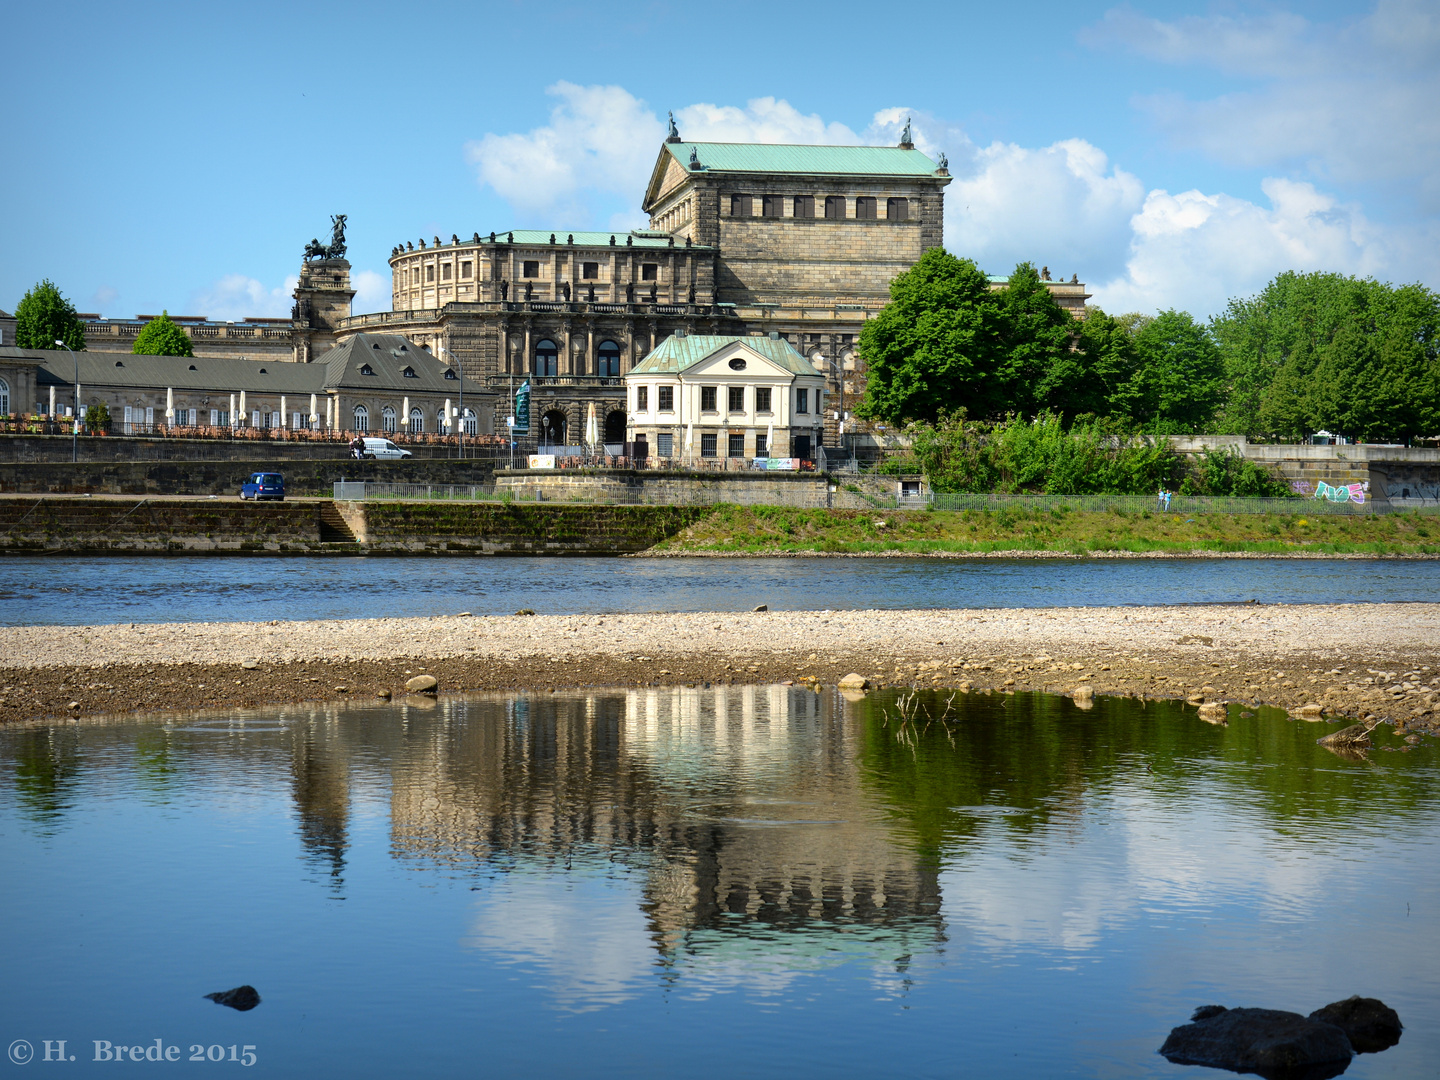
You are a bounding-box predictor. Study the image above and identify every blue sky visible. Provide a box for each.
[3,0,1435,323]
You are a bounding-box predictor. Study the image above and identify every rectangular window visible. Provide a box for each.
[636,385,648,412]
[210,409,219,426]
[824,196,845,220]
[582,262,599,279]
[755,387,772,413]
[658,385,674,411]
[796,388,809,413]
[762,195,782,218]
[442,263,452,280]
[728,386,744,412]
[657,432,673,458]
[728,433,745,458]
[641,263,658,281]
[756,432,769,457]
[700,433,717,458]
[426,264,435,282]
[523,260,539,278]
[701,386,717,412]
[887,197,909,220]
[793,195,814,219]
[461,261,472,278]
[855,197,877,219]
[729,194,752,217]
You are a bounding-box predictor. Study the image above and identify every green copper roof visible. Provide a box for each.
[629,334,819,377]
[665,142,942,177]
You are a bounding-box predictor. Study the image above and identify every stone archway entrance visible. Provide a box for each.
[603,410,626,445]
[540,409,567,448]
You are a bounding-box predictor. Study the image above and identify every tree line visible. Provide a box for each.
[856,250,1440,444]
[12,281,193,357]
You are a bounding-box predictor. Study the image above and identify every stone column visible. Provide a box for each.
[586,327,594,377]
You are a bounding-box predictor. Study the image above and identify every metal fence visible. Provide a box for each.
[334,482,498,502]
[923,492,1437,515]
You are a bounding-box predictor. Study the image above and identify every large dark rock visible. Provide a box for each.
[204,985,261,1012]
[1308,997,1402,1054]
[1159,1006,1352,1079]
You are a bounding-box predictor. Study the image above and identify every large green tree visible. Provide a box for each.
[1210,271,1440,441]
[855,249,1008,424]
[1114,310,1226,432]
[14,280,85,351]
[131,311,194,357]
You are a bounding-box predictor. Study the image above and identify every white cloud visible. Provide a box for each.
[89,285,119,313]
[188,273,298,322]
[351,269,390,315]
[1084,1,1440,206]
[466,82,666,224]
[945,138,1145,283]
[1092,177,1440,316]
[463,84,1439,319]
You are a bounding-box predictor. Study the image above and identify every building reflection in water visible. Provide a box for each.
[385,685,944,998]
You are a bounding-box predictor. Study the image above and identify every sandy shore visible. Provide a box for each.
[2,603,1438,732]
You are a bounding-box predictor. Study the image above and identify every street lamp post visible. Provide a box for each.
[55,340,78,462]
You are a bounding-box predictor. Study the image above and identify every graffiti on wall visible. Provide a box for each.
[1384,481,1440,505]
[1314,481,1367,504]
[1290,480,1314,495]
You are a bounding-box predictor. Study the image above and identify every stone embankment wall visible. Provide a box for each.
[0,497,709,555]
[0,497,345,553]
[0,435,497,463]
[494,467,833,507]
[0,459,498,497]
[355,502,711,554]
[1169,437,1440,506]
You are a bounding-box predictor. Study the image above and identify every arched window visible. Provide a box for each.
[461,407,478,435]
[0,378,8,415]
[534,338,558,377]
[597,339,622,377]
[438,407,450,431]
[353,404,369,431]
[409,407,424,433]
[381,405,397,432]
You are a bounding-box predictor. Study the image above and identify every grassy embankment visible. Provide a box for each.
[651,505,1440,556]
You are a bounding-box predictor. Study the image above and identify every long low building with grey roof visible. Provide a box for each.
[0,333,493,436]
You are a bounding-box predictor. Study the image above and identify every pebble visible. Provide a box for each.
[406,674,439,694]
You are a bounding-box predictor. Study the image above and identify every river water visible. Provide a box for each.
[2,687,1435,1078]
[1,555,1437,625]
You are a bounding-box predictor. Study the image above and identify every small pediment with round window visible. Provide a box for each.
[728,357,747,370]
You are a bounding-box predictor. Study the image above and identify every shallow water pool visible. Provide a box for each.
[1,687,1436,1077]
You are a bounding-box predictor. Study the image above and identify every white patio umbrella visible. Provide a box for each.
[444,398,453,431]
[585,401,598,450]
[280,395,287,429]
[684,423,694,462]
[229,393,236,428]
[402,396,410,430]
[49,385,55,417]
[765,421,774,460]
[309,393,318,429]
[325,397,332,430]
[165,386,174,423]
[238,390,247,428]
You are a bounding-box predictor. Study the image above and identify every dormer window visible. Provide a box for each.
[360,364,375,376]
[444,369,458,380]
[371,342,381,349]
[114,360,124,367]
[259,368,267,374]
[188,364,196,370]
[403,367,417,378]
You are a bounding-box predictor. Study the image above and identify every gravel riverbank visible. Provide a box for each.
[2,604,1438,734]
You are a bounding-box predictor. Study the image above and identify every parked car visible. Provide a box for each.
[356,437,412,460]
[239,472,286,501]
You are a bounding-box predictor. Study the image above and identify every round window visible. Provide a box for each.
[728,357,747,370]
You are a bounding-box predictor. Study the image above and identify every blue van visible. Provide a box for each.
[239,472,285,501]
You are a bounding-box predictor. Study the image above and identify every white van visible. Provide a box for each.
[357,437,412,460]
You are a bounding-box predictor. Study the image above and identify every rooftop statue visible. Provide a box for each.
[667,111,681,142]
[937,151,948,170]
[899,118,913,147]
[303,214,347,260]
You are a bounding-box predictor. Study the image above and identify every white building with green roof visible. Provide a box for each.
[624,333,827,463]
